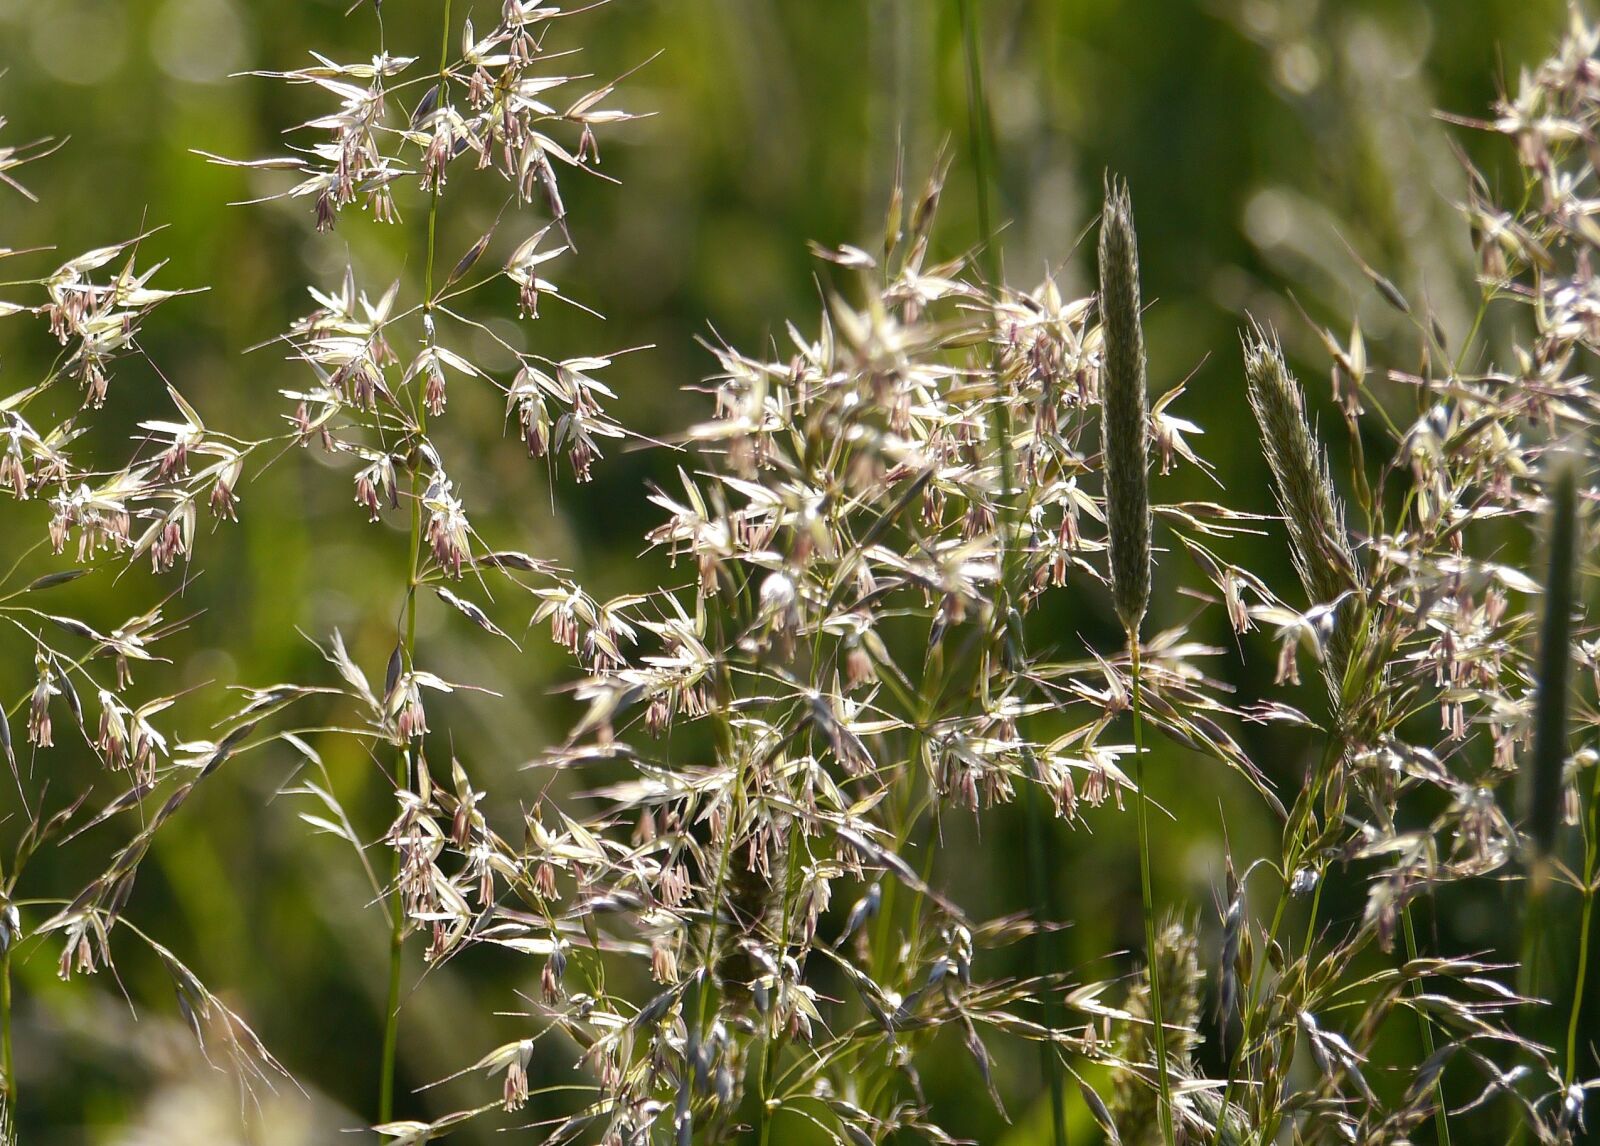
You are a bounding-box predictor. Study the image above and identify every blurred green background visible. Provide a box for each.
[0,0,1582,1141]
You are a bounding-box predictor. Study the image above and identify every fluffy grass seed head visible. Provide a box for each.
[1098,176,1152,634]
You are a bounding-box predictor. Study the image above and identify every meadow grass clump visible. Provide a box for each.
[206,129,1282,1137]
[1204,13,1600,1143]
[198,1,645,1128]
[4,3,1600,1144]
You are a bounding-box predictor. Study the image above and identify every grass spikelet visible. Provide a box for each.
[1241,325,1364,702]
[1110,915,1201,1145]
[1098,176,1153,634]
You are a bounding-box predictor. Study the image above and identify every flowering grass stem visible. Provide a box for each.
[0,946,11,1106]
[378,0,455,1123]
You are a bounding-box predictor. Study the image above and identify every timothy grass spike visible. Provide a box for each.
[1099,177,1173,1146]
[1242,327,1364,704]
[1098,176,1152,634]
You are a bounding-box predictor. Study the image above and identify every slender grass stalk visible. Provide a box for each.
[1513,870,1546,1146]
[691,787,741,1127]
[0,944,11,1106]
[956,4,1067,1141]
[0,892,12,1109]
[378,788,406,1117]
[1567,758,1600,1085]
[1129,637,1175,1146]
[1401,908,1453,1146]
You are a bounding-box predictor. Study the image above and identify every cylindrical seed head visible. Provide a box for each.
[1098,177,1152,634]
[1242,326,1365,702]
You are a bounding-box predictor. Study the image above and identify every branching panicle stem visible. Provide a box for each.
[378,0,455,1124]
[1568,759,1600,1085]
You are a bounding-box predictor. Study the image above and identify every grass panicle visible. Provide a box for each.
[958,5,1067,1142]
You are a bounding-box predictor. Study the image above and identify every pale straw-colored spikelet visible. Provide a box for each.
[1098,176,1152,634]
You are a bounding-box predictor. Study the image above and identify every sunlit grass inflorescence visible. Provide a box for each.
[5,4,1600,1144]
[0,95,282,1108]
